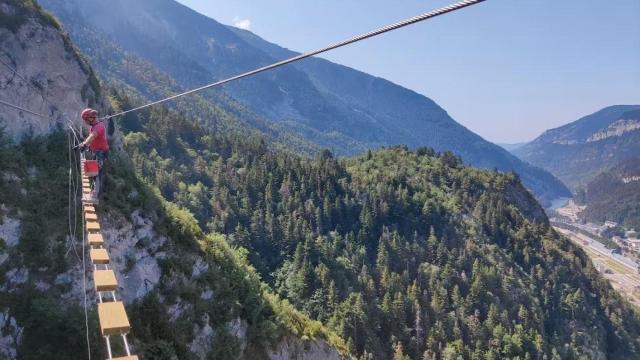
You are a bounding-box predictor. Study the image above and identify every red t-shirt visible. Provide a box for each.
[89,122,109,151]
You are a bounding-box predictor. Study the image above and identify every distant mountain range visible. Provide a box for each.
[497,142,526,152]
[40,0,570,204]
[577,157,640,230]
[513,105,640,190]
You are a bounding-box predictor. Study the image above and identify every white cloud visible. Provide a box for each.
[233,17,251,30]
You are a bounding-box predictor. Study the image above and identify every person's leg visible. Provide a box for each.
[87,151,97,191]
[96,151,108,197]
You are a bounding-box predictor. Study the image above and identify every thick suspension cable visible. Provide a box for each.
[102,0,486,120]
[0,99,50,119]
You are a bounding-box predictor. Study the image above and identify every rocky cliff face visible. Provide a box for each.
[0,0,105,142]
[586,119,640,142]
[514,105,640,189]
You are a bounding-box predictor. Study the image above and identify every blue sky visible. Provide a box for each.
[176,0,640,143]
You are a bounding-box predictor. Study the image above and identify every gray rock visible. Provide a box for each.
[189,314,214,359]
[0,309,22,359]
[0,19,95,142]
[0,216,20,247]
[99,210,165,303]
[268,338,343,360]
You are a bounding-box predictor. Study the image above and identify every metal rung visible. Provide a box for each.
[90,248,110,264]
[86,221,100,232]
[85,212,98,221]
[88,233,104,246]
[110,356,139,360]
[94,269,118,292]
[98,302,131,336]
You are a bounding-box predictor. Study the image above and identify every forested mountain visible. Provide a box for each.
[106,86,640,359]
[39,0,570,205]
[576,157,640,230]
[5,1,640,360]
[0,1,347,359]
[514,105,640,189]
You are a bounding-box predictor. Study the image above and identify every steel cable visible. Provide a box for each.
[102,0,486,120]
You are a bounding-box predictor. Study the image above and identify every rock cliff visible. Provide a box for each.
[0,0,105,142]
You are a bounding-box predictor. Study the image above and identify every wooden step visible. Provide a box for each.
[88,233,104,246]
[86,221,100,232]
[98,301,131,336]
[85,212,98,221]
[83,204,96,213]
[94,269,118,292]
[90,248,109,264]
[110,356,139,360]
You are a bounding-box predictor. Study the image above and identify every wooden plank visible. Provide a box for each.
[85,212,98,221]
[97,301,131,336]
[90,249,109,264]
[88,233,104,246]
[86,221,100,232]
[83,204,96,213]
[94,269,118,292]
[110,356,139,360]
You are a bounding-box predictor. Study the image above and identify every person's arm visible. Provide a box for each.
[81,132,97,147]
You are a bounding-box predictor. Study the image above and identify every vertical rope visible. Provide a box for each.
[77,146,92,360]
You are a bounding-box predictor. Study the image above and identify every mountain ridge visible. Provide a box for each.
[3,2,640,358]
[40,0,570,204]
[514,105,640,189]
[577,157,640,230]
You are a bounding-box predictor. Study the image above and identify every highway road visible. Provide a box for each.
[555,227,638,271]
[555,227,640,308]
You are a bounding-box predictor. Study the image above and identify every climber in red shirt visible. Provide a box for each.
[78,108,109,203]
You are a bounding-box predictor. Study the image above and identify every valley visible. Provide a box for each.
[556,227,640,309]
[0,0,639,359]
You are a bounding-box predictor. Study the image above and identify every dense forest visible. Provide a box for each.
[0,128,347,359]
[109,88,640,359]
[3,1,639,359]
[576,157,640,230]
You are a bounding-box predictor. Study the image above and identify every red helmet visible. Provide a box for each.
[81,108,98,122]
